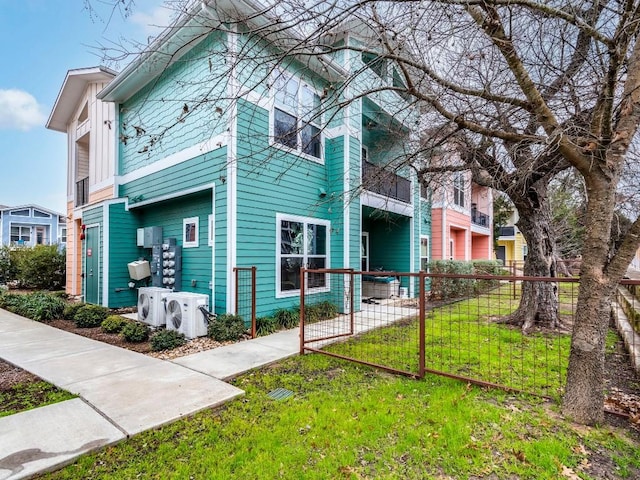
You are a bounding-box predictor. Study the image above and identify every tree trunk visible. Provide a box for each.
[503,191,559,332]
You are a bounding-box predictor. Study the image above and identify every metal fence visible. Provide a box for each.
[300,269,640,398]
[234,266,256,338]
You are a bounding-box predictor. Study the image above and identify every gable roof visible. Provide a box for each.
[98,0,347,103]
[0,204,66,219]
[46,66,117,132]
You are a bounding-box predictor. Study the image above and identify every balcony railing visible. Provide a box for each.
[471,209,490,227]
[362,161,411,204]
[499,226,515,237]
[76,177,89,207]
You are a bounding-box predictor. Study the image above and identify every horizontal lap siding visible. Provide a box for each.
[326,136,345,267]
[108,202,142,308]
[119,147,226,204]
[349,136,362,270]
[235,99,333,316]
[119,31,229,175]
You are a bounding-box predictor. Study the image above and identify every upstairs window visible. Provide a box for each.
[273,70,322,160]
[33,209,51,218]
[10,209,30,217]
[453,173,465,208]
[362,52,387,79]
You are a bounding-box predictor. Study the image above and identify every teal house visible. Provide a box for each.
[48,0,431,316]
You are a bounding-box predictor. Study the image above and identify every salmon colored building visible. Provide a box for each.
[430,172,493,261]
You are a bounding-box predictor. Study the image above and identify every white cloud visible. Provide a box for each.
[0,89,46,131]
[130,5,175,37]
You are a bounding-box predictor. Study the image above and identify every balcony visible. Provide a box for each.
[362,161,411,204]
[75,177,89,207]
[499,226,515,237]
[471,209,490,228]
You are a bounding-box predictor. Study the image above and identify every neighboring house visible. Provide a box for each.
[47,2,429,315]
[496,210,527,266]
[0,205,67,248]
[46,66,118,298]
[430,171,493,262]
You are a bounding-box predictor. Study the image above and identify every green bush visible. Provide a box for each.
[208,313,247,341]
[0,246,15,284]
[427,260,475,300]
[11,245,66,290]
[73,304,109,328]
[303,301,339,323]
[121,322,150,343]
[274,308,300,329]
[472,260,505,293]
[0,291,65,322]
[101,315,131,334]
[63,302,85,320]
[151,329,187,351]
[256,316,278,336]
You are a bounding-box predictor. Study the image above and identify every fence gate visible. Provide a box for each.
[300,268,592,398]
[234,266,257,338]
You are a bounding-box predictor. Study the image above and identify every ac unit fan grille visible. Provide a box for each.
[138,294,150,321]
[167,299,183,329]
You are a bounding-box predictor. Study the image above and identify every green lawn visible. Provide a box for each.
[0,380,76,418]
[42,354,639,479]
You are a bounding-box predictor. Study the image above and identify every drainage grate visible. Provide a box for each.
[267,387,294,400]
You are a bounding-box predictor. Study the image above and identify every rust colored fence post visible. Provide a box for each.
[251,266,257,338]
[299,267,306,355]
[419,271,426,378]
[233,267,239,314]
[350,269,355,334]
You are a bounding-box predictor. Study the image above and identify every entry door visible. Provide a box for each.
[35,226,46,245]
[496,245,506,265]
[84,226,100,304]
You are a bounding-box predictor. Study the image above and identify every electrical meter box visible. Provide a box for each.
[161,239,182,290]
[128,260,151,280]
[137,226,163,248]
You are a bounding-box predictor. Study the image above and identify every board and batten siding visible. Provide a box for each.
[118,30,229,175]
[235,99,335,316]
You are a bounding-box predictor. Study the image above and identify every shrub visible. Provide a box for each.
[472,260,505,293]
[101,315,130,334]
[0,246,15,284]
[12,245,66,290]
[0,291,65,322]
[73,304,109,328]
[63,302,85,320]
[273,308,300,329]
[427,260,475,300]
[208,313,246,341]
[304,301,339,323]
[151,329,187,351]
[256,316,277,336]
[121,322,150,343]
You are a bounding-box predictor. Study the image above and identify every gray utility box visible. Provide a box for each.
[137,226,163,248]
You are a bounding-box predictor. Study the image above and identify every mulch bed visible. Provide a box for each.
[48,319,153,354]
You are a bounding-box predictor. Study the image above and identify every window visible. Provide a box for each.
[273,70,322,159]
[208,214,215,247]
[361,146,368,162]
[60,227,67,243]
[361,232,369,272]
[11,225,30,244]
[10,209,30,217]
[420,236,429,271]
[183,217,199,248]
[453,173,465,208]
[362,52,387,79]
[33,209,51,218]
[522,245,528,259]
[277,214,329,296]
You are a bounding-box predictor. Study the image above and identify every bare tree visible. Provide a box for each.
[94,0,640,424]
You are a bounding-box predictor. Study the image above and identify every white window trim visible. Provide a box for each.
[276,213,330,298]
[10,209,30,217]
[33,209,52,219]
[208,214,215,247]
[10,224,31,244]
[270,69,324,165]
[420,235,430,272]
[183,216,199,248]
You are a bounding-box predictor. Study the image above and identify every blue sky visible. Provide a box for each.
[0,0,170,214]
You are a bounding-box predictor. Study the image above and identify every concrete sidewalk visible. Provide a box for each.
[0,309,246,480]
